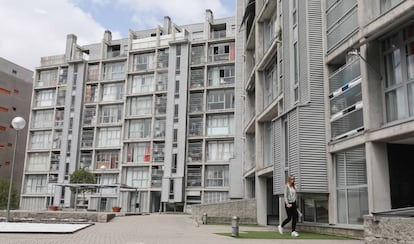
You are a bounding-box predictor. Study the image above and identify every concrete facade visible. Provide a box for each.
[0,57,33,196]
[365,215,414,243]
[20,11,242,213]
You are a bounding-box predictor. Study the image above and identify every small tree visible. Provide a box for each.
[0,179,19,210]
[69,169,95,206]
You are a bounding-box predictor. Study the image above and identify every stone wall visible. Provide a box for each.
[0,210,116,223]
[191,199,257,224]
[365,215,414,243]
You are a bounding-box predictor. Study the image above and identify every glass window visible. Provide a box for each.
[99,105,123,124]
[130,74,154,94]
[205,165,229,187]
[30,131,52,150]
[125,167,149,188]
[154,118,166,138]
[152,143,165,162]
[95,150,119,169]
[127,96,152,116]
[188,141,202,162]
[104,62,125,80]
[208,65,235,87]
[203,191,229,204]
[27,153,49,172]
[35,89,55,107]
[97,127,121,147]
[127,119,151,139]
[336,146,368,225]
[206,114,234,135]
[206,140,234,161]
[101,83,124,102]
[125,143,151,163]
[24,175,47,194]
[207,90,234,111]
[187,166,202,187]
[133,52,155,71]
[32,110,54,128]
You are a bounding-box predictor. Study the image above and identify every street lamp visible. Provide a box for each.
[7,117,26,222]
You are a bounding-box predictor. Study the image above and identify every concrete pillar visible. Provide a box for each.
[365,142,391,213]
[256,175,267,225]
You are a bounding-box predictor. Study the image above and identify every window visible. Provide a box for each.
[157,49,169,68]
[32,110,54,128]
[37,69,58,87]
[127,96,152,116]
[125,167,149,188]
[35,89,55,107]
[204,191,229,204]
[188,117,203,137]
[191,45,205,65]
[187,166,202,187]
[30,131,52,150]
[24,175,47,194]
[336,146,368,225]
[156,72,168,91]
[208,43,235,62]
[130,74,154,94]
[81,129,94,147]
[125,143,151,163]
[97,127,121,147]
[154,118,166,138]
[383,26,414,122]
[52,130,62,149]
[103,62,125,80]
[99,104,123,124]
[207,90,234,111]
[95,174,117,194]
[101,83,124,102]
[208,65,235,86]
[27,153,49,172]
[188,141,202,162]
[152,143,165,162]
[59,67,68,84]
[85,84,98,103]
[87,64,99,81]
[264,62,279,108]
[127,119,151,139]
[190,68,204,88]
[206,140,234,161]
[95,150,119,169]
[56,87,66,106]
[205,165,229,187]
[380,0,403,14]
[83,106,96,126]
[189,93,204,113]
[155,95,167,115]
[133,52,155,71]
[206,114,234,135]
[263,122,273,167]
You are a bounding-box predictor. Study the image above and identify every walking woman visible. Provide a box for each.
[278,175,299,237]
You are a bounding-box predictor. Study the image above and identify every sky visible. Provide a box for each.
[0,0,235,72]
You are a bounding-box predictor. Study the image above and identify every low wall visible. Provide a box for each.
[191,199,257,224]
[365,215,414,243]
[0,210,116,223]
[298,224,363,239]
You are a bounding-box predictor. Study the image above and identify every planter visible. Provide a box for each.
[112,206,121,212]
[48,205,58,211]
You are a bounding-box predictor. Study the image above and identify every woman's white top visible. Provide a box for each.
[284,185,297,205]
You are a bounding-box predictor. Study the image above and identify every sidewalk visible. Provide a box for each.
[0,214,365,244]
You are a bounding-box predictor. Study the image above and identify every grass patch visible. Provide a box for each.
[217,231,355,240]
[207,222,261,227]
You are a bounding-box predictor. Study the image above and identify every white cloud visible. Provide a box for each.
[117,0,233,29]
[0,0,120,71]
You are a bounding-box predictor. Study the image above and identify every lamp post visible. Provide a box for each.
[99,165,106,211]
[7,117,26,222]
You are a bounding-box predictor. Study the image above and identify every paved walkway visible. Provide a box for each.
[0,214,365,244]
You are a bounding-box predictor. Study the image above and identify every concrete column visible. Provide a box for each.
[365,142,391,213]
[256,175,267,225]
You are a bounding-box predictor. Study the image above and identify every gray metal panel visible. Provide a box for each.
[288,109,300,184]
[298,0,309,103]
[282,0,291,110]
[297,0,328,193]
[273,119,283,195]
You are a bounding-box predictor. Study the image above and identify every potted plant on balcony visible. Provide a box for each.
[112,206,121,212]
[48,205,58,211]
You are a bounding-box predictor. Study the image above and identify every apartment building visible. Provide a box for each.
[324,0,414,225]
[20,11,243,212]
[237,0,414,229]
[238,0,327,226]
[0,57,33,196]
